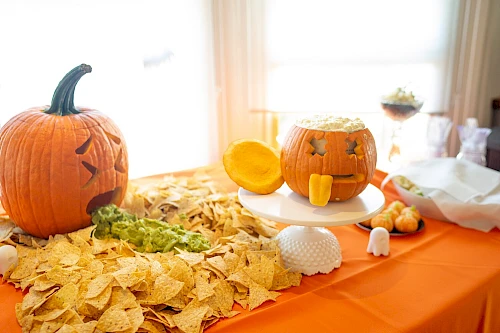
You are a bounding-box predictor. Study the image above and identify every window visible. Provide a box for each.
[263,0,459,170]
[2,1,494,176]
[0,0,216,179]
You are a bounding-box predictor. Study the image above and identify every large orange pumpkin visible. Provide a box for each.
[280,123,377,204]
[0,64,128,238]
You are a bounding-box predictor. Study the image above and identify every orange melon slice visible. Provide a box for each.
[223,139,284,194]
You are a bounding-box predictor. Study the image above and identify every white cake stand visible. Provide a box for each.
[238,183,385,276]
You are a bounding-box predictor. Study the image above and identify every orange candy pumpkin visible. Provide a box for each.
[381,207,399,221]
[280,123,377,203]
[394,213,419,233]
[400,205,421,221]
[0,64,128,238]
[370,214,394,232]
[387,200,405,213]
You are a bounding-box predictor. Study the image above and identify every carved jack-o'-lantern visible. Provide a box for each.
[0,64,128,238]
[280,116,377,206]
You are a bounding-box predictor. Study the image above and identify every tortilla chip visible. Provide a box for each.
[9,255,39,280]
[176,251,205,267]
[54,324,78,333]
[113,264,141,289]
[97,305,132,332]
[72,321,98,333]
[152,274,184,304]
[207,256,229,278]
[212,280,235,316]
[167,260,194,295]
[85,274,114,298]
[21,288,58,313]
[172,303,210,333]
[47,241,82,266]
[193,269,214,301]
[33,306,70,322]
[42,282,79,309]
[248,282,280,311]
[85,284,113,311]
[124,306,145,333]
[46,265,81,286]
[233,291,248,309]
[0,218,15,242]
[109,287,137,309]
[243,254,274,290]
[140,320,168,333]
[222,252,240,275]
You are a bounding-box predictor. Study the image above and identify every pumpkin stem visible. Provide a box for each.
[45,64,92,116]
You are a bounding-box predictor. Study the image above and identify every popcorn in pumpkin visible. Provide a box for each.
[0,64,129,238]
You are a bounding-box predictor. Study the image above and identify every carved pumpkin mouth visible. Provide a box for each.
[330,174,365,183]
[309,173,366,206]
[86,187,123,215]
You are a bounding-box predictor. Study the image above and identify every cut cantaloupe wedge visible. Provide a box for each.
[223,139,284,194]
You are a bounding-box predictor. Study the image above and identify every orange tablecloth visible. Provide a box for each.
[2,164,500,332]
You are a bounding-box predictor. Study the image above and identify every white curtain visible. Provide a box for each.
[447,0,500,156]
[211,0,276,157]
[261,0,461,170]
[256,0,500,168]
[265,0,458,115]
[0,0,217,179]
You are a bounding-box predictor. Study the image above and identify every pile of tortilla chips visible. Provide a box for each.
[0,171,302,333]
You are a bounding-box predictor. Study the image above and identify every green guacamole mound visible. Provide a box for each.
[91,204,211,253]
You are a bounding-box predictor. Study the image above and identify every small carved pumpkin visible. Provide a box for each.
[0,64,128,238]
[280,123,377,205]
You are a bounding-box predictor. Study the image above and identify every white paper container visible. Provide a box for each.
[393,182,450,222]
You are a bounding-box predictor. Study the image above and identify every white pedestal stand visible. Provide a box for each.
[238,183,385,276]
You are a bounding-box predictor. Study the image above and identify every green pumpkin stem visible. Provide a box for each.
[45,64,92,116]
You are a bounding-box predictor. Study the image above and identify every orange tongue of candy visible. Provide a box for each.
[308,174,333,206]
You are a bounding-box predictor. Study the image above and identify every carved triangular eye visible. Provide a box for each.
[81,161,100,189]
[75,136,93,155]
[310,138,328,156]
[105,131,121,145]
[114,149,126,173]
[345,139,357,155]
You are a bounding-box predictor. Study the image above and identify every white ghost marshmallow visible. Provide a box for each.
[0,245,18,276]
[367,227,390,256]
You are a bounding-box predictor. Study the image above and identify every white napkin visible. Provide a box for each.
[382,158,500,232]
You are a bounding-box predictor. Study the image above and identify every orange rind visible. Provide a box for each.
[223,139,284,194]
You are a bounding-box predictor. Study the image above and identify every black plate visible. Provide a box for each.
[355,219,425,236]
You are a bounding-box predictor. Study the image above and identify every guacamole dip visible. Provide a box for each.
[91,204,211,253]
